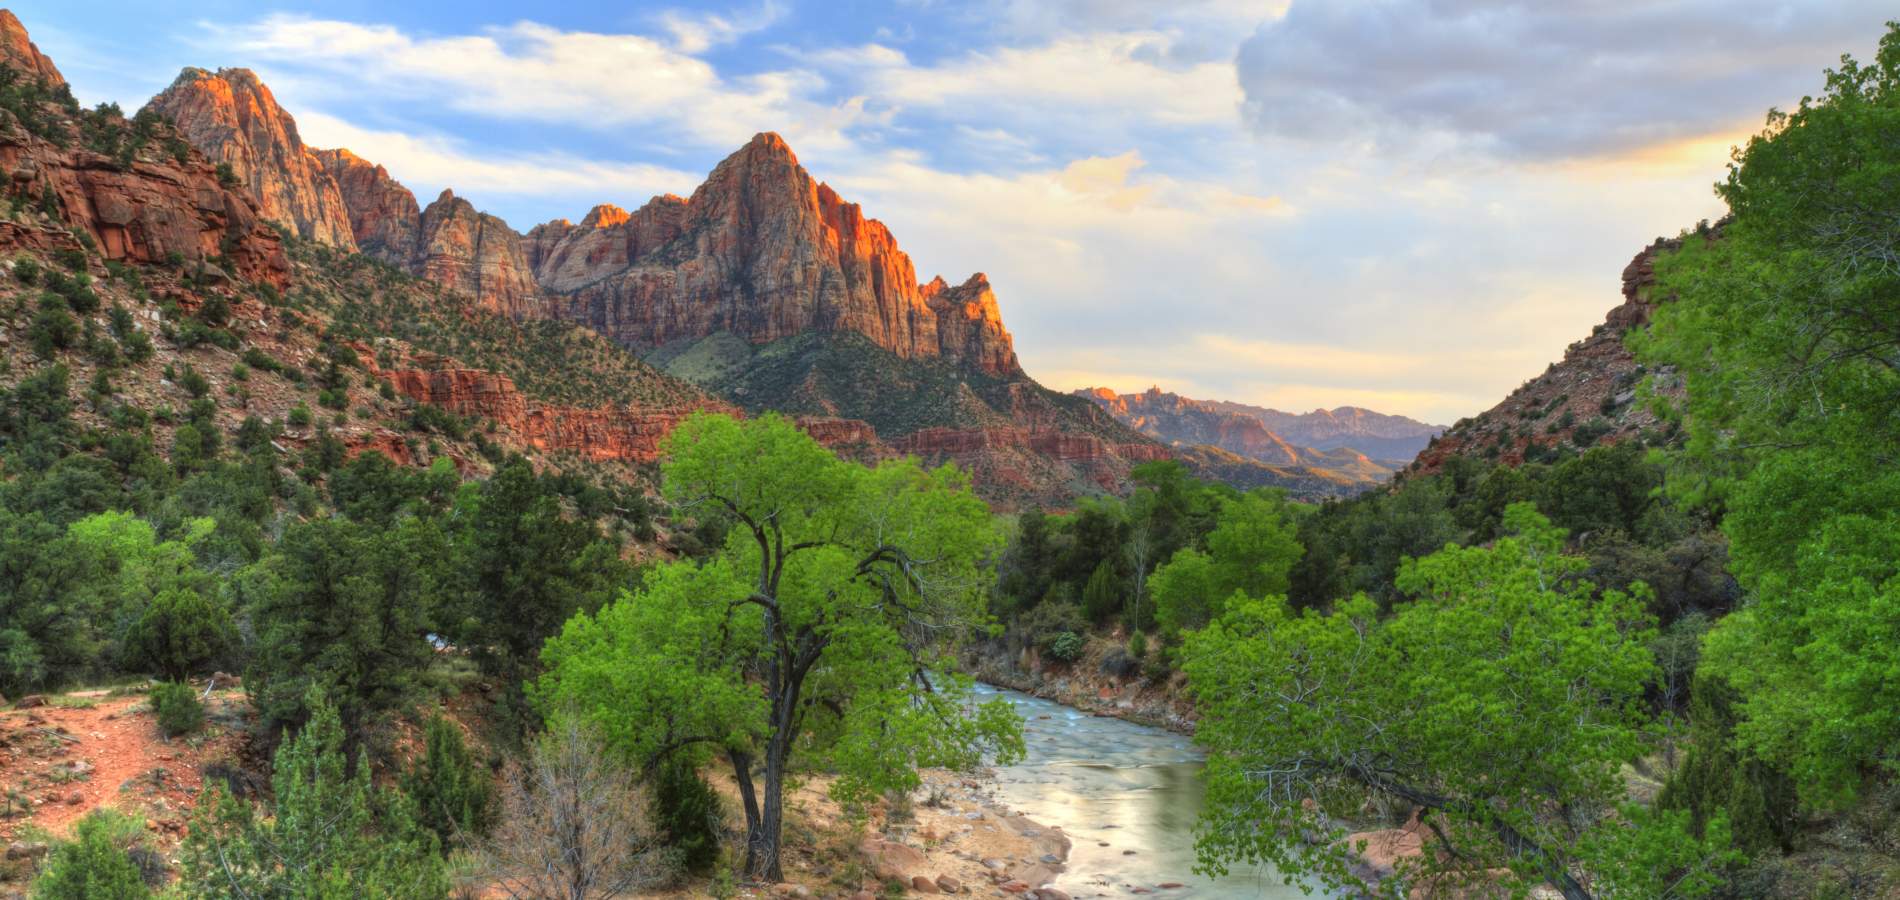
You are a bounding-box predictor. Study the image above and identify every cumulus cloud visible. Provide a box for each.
[653,1,786,54]
[844,33,1244,127]
[293,112,701,224]
[1236,0,1893,159]
[207,14,852,151]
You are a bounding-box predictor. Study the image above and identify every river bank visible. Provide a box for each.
[704,764,1074,899]
[964,637,1199,736]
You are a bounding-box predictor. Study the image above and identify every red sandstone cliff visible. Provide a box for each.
[528,133,1021,376]
[0,100,286,287]
[411,189,539,318]
[144,68,357,249]
[312,147,420,264]
[150,71,537,316]
[370,358,894,465]
[0,10,62,87]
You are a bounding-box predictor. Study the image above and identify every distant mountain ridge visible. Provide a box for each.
[1076,386,1444,485]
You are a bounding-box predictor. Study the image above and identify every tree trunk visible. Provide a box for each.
[731,749,770,879]
[753,753,786,882]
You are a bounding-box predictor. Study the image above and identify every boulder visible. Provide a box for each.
[857,836,927,883]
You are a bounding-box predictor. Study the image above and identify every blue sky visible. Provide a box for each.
[14,1,1894,422]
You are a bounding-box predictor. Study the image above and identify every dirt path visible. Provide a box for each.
[0,689,246,842]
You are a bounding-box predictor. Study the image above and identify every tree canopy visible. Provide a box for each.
[537,413,1022,881]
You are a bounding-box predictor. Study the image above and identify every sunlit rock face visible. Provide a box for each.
[0,10,64,87]
[311,148,421,265]
[0,116,287,288]
[527,133,1023,377]
[145,68,358,250]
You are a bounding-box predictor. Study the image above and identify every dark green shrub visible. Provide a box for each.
[151,681,204,737]
[287,403,312,428]
[30,301,77,357]
[402,716,495,847]
[52,247,87,271]
[653,757,721,874]
[1657,674,1799,854]
[123,588,233,681]
[1128,630,1148,659]
[31,808,153,899]
[13,256,39,284]
[1044,631,1086,662]
[213,162,238,188]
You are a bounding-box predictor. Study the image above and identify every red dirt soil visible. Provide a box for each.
[0,688,248,843]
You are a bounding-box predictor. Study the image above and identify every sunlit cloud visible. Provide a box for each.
[294,112,701,222]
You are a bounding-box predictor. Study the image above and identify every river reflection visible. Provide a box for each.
[975,684,1311,898]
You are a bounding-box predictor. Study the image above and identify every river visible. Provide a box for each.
[974,684,1312,898]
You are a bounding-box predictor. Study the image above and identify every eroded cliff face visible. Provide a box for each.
[144,68,357,249]
[0,106,286,287]
[312,148,420,264]
[151,72,537,316]
[413,190,539,318]
[1406,239,1685,475]
[530,133,1021,376]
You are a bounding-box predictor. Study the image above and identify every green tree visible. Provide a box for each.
[31,809,152,900]
[446,459,624,695]
[1636,22,1900,807]
[1182,505,1731,898]
[1149,490,1302,636]
[536,413,1022,881]
[401,716,495,848]
[183,687,449,899]
[241,517,444,742]
[122,588,233,681]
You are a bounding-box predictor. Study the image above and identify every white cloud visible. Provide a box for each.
[843,33,1244,127]
[294,112,701,223]
[1236,0,1892,160]
[654,1,786,54]
[207,14,854,151]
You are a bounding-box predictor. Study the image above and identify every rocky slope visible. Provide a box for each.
[527,133,1020,376]
[0,82,286,287]
[1406,239,1685,475]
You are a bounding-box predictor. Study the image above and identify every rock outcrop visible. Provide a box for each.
[373,364,889,464]
[1406,238,1686,475]
[150,70,537,315]
[529,133,1021,376]
[312,148,420,262]
[144,68,357,249]
[0,103,286,287]
[0,10,62,87]
[410,190,539,318]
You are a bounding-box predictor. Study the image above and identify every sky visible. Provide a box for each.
[15,1,1894,424]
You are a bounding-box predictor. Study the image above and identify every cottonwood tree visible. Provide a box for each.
[536,413,1022,881]
[1637,22,1900,809]
[1182,505,1735,899]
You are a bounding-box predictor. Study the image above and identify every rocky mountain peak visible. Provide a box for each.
[145,66,357,249]
[0,10,63,87]
[581,203,630,228]
[532,132,1022,376]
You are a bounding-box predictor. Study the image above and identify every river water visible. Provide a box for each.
[974,684,1310,899]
